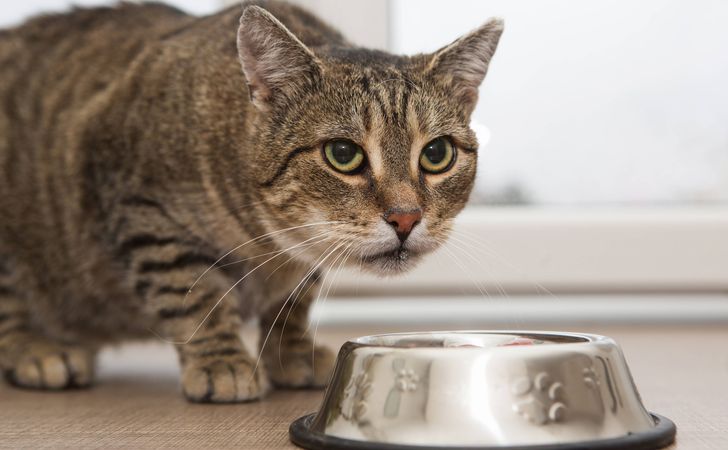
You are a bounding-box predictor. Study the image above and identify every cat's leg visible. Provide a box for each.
[0,257,95,389]
[118,197,268,402]
[259,276,336,388]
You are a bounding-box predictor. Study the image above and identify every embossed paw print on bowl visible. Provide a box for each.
[291,331,676,450]
[511,371,567,425]
[394,367,419,392]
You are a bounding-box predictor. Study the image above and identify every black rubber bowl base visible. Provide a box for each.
[289,412,675,450]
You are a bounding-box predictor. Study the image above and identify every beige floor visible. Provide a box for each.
[0,324,726,449]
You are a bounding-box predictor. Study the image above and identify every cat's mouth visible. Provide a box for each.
[362,246,410,263]
[359,245,419,275]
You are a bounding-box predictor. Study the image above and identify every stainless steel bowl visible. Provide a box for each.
[290,331,675,450]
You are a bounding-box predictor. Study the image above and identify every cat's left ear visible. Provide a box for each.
[426,18,504,113]
[237,5,321,110]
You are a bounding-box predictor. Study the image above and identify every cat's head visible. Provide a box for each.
[236,5,502,275]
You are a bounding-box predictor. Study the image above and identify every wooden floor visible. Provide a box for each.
[0,323,726,449]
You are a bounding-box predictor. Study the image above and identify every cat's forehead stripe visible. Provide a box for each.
[358,73,426,184]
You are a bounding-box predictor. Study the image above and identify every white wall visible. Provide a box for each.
[0,0,225,28]
[283,0,389,49]
[391,0,728,205]
[223,0,391,49]
[2,0,388,49]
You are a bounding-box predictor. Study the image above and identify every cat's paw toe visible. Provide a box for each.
[6,345,94,389]
[267,343,335,389]
[182,357,270,403]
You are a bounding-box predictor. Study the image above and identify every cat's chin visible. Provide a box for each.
[358,247,424,277]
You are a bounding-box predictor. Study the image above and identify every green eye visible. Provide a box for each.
[324,139,366,173]
[420,137,456,173]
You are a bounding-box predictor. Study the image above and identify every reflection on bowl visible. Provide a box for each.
[290,331,676,450]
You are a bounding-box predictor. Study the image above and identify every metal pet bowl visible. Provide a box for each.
[290,331,675,450]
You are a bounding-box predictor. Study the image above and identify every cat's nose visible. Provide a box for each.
[384,208,422,243]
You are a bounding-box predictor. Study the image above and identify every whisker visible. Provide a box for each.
[305,242,354,337]
[440,241,491,299]
[250,239,347,383]
[452,229,561,301]
[445,234,510,299]
[281,241,349,373]
[311,242,355,373]
[217,230,332,270]
[440,233,530,328]
[274,236,362,365]
[151,231,339,345]
[275,238,346,368]
[288,237,367,324]
[263,231,338,281]
[436,240,520,327]
[181,221,341,306]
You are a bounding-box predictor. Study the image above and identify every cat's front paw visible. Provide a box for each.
[181,355,270,403]
[4,342,94,389]
[265,342,335,389]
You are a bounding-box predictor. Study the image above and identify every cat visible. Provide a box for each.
[0,0,502,402]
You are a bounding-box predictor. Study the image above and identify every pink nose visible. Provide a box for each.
[384,209,422,242]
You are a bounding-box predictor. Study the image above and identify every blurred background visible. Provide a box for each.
[2,0,727,327]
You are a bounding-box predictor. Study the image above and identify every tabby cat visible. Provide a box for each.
[0,1,502,402]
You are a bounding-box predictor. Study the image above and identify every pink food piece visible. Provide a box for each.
[500,337,537,347]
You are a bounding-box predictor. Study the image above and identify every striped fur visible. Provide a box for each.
[0,1,502,401]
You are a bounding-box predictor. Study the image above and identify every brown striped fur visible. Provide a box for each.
[0,1,502,401]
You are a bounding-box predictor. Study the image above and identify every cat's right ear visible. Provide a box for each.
[237,6,321,110]
[426,18,504,114]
